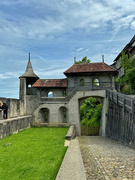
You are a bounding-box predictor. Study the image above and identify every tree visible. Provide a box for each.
[118,51,135,93]
[80,97,102,127]
[75,56,90,64]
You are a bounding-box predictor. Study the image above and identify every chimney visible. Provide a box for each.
[74,57,76,64]
[102,55,104,63]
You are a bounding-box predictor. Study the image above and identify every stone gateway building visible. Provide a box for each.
[19,54,117,136]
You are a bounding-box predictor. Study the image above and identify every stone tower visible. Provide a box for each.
[19,53,39,115]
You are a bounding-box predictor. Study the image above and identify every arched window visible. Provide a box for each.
[48,91,53,97]
[80,79,85,86]
[94,78,100,86]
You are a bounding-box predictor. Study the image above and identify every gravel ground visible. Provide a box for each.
[78,136,135,180]
[78,137,106,180]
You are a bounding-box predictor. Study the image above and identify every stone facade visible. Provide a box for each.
[111,35,135,78]
[18,59,117,136]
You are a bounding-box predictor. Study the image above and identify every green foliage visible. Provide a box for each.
[121,84,131,94]
[0,127,68,180]
[120,51,132,71]
[118,51,135,93]
[80,97,102,128]
[126,68,135,90]
[75,56,90,64]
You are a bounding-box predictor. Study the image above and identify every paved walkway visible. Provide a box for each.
[78,136,135,180]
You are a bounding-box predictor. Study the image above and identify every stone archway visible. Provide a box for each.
[67,90,108,136]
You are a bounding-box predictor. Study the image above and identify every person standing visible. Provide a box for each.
[0,102,3,120]
[2,103,8,120]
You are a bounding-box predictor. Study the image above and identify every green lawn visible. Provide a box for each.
[0,127,68,180]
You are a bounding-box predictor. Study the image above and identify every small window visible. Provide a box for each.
[80,79,85,86]
[63,114,67,123]
[28,84,32,88]
[94,78,99,86]
[48,91,53,97]
[62,90,66,97]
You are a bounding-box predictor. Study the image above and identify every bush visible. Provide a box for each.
[121,84,131,94]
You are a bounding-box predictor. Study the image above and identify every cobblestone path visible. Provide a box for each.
[78,136,135,180]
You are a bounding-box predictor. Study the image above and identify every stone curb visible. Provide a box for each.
[56,138,87,180]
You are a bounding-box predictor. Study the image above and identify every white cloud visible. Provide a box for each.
[0,0,135,41]
[0,72,21,79]
[76,48,83,52]
[131,21,135,29]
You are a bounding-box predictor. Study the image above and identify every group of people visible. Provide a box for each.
[0,101,8,120]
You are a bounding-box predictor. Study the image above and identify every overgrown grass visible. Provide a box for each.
[0,127,68,180]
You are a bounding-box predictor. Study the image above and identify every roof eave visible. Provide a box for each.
[64,71,117,76]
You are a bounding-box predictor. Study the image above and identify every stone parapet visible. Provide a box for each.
[0,115,33,139]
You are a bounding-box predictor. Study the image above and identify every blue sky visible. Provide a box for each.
[0,0,135,98]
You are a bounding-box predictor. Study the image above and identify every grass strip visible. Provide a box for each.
[0,127,68,180]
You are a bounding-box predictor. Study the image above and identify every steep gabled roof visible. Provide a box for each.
[19,53,39,79]
[64,62,117,76]
[113,35,135,62]
[32,78,67,88]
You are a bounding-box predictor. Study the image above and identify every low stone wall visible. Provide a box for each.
[0,115,33,139]
[65,125,76,140]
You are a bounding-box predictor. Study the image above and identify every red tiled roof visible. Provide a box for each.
[64,62,117,75]
[32,78,67,87]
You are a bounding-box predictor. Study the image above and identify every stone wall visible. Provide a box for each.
[0,97,20,119]
[0,115,33,139]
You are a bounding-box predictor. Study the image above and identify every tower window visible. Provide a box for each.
[28,84,32,88]
[48,91,53,97]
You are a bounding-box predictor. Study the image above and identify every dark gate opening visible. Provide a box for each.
[59,107,68,124]
[39,108,49,123]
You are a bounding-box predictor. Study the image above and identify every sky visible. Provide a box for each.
[0,0,135,99]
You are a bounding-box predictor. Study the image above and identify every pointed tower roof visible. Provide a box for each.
[19,53,39,78]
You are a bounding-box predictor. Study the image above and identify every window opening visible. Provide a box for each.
[62,90,66,97]
[48,91,53,97]
[63,114,67,123]
[28,84,32,88]
[80,79,85,86]
[94,78,99,86]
